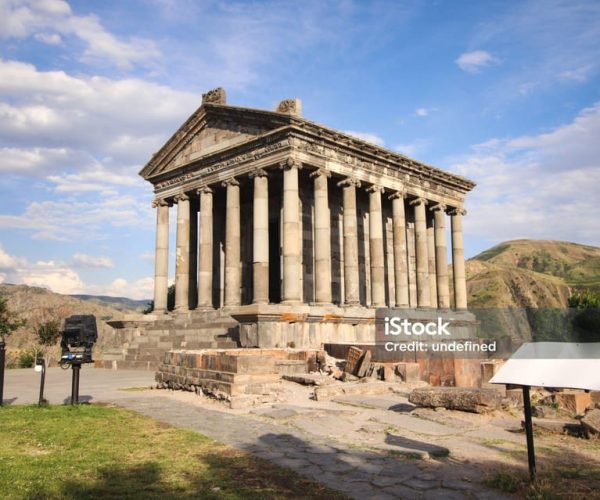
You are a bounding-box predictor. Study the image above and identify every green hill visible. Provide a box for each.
[466,239,600,309]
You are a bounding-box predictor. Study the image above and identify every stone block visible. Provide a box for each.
[582,409,600,436]
[314,381,394,401]
[345,346,363,375]
[383,365,395,381]
[356,350,372,378]
[396,362,420,382]
[408,387,504,414]
[554,391,591,416]
[591,391,600,408]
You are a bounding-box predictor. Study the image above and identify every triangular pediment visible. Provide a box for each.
[140,104,293,181]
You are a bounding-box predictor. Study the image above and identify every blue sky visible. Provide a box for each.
[0,0,599,299]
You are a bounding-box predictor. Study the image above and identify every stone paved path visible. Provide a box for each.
[112,396,509,499]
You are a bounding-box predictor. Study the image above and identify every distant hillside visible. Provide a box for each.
[71,294,150,312]
[0,284,131,363]
[466,239,600,309]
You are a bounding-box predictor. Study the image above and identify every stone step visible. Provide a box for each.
[275,360,308,375]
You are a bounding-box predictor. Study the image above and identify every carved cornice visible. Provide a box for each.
[430,203,447,212]
[337,177,361,188]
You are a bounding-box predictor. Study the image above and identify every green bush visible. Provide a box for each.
[18,350,35,368]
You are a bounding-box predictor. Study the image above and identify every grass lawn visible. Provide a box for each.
[0,404,345,499]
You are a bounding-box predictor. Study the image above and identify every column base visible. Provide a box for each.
[281,300,303,306]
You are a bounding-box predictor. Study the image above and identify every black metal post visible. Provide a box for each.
[71,363,81,405]
[38,359,46,405]
[0,340,5,406]
[522,385,536,481]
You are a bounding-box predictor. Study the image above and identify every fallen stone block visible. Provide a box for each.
[527,418,582,436]
[408,387,504,414]
[282,373,334,386]
[554,391,591,416]
[314,381,395,401]
[356,349,372,378]
[345,346,363,375]
[582,408,600,436]
[590,391,600,408]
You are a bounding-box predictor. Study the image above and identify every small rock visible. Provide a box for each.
[582,408,600,436]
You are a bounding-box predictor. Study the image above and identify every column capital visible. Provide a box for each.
[448,206,467,216]
[430,203,447,212]
[196,185,213,195]
[309,168,331,179]
[388,190,406,201]
[279,157,302,171]
[337,176,361,188]
[152,198,171,208]
[249,168,269,179]
[366,184,384,194]
[409,196,428,207]
[221,177,239,188]
[174,192,189,203]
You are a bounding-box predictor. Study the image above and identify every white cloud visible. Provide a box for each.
[0,0,160,69]
[343,130,385,146]
[0,244,151,298]
[415,108,428,117]
[33,32,61,44]
[72,253,113,269]
[455,50,498,73]
[450,102,600,246]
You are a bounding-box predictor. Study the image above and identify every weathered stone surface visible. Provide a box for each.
[396,362,421,382]
[555,391,591,416]
[345,346,363,375]
[582,408,600,436]
[355,350,372,378]
[408,387,504,413]
[314,381,394,401]
[282,373,334,386]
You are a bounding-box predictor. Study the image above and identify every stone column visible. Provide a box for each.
[427,214,438,308]
[222,178,241,307]
[338,177,361,305]
[174,193,190,311]
[197,186,213,309]
[280,158,302,304]
[367,185,385,307]
[390,191,409,308]
[432,204,450,309]
[152,199,170,313]
[251,169,269,304]
[410,197,430,307]
[311,168,332,304]
[449,207,468,309]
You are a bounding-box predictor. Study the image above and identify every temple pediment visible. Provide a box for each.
[140,103,294,181]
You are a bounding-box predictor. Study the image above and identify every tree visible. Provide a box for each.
[143,285,176,313]
[568,289,600,342]
[0,296,24,342]
[29,305,71,365]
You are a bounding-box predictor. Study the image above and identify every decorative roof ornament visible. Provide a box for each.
[276,98,302,116]
[202,87,226,105]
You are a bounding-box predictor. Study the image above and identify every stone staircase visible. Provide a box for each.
[96,310,240,370]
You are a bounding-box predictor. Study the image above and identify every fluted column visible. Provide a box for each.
[174,193,190,311]
[449,207,468,309]
[367,185,385,307]
[410,197,430,307]
[390,191,409,308]
[311,168,332,304]
[223,177,241,307]
[338,177,361,305]
[251,169,269,304]
[280,158,302,303]
[427,214,438,307]
[152,199,170,313]
[432,204,450,309]
[197,186,213,309]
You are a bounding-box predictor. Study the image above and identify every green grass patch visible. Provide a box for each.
[0,405,345,499]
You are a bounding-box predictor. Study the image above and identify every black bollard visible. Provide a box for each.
[0,340,5,406]
[71,362,81,405]
[36,358,46,405]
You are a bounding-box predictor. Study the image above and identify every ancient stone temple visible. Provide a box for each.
[137,87,475,351]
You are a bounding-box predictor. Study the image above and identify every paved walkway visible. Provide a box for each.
[4,368,510,499]
[112,395,509,499]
